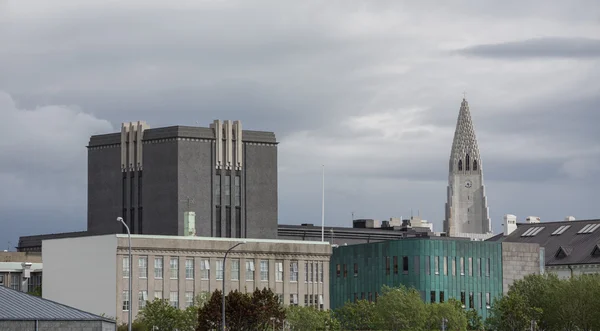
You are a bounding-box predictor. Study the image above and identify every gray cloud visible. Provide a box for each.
[457,37,600,59]
[0,0,599,247]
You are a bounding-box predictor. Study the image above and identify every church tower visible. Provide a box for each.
[444,98,492,239]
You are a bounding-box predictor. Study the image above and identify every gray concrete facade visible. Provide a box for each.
[87,121,278,239]
[501,242,541,293]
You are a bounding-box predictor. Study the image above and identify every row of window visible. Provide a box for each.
[336,256,492,278]
[351,290,492,309]
[123,257,324,283]
[123,291,324,311]
[215,173,241,207]
[0,274,22,291]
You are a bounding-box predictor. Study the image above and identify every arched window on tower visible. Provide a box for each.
[465,154,470,171]
[458,160,463,171]
[473,160,478,171]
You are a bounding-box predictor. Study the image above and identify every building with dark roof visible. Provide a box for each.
[0,285,115,331]
[488,217,600,279]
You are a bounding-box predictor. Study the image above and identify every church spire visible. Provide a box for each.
[449,98,481,173]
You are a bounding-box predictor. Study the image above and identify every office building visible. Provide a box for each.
[0,252,42,293]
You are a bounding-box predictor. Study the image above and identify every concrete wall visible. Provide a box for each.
[501,242,541,293]
[42,235,117,318]
[0,320,115,331]
[244,143,278,239]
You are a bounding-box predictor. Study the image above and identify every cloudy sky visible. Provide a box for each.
[1,0,599,248]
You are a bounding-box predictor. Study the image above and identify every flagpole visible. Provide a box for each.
[321,164,325,242]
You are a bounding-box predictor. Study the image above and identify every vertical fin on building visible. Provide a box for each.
[211,120,223,169]
[120,121,149,171]
[233,120,243,170]
[224,120,233,170]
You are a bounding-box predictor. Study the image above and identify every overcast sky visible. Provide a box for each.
[1,0,599,249]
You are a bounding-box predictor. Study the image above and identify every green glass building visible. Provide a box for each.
[329,238,503,320]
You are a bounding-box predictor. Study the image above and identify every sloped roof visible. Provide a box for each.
[499,219,600,266]
[0,286,114,322]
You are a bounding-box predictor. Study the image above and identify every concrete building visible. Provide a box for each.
[0,285,115,331]
[444,98,492,240]
[42,234,331,324]
[88,120,278,239]
[329,237,541,320]
[0,252,43,293]
[489,216,600,279]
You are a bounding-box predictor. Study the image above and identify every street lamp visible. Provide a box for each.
[117,217,132,331]
[222,241,246,331]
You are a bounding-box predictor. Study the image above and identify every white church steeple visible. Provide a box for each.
[444,97,492,239]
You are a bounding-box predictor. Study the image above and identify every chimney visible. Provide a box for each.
[503,214,518,236]
[525,216,541,224]
[565,216,576,222]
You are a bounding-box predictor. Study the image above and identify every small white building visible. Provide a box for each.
[42,234,331,324]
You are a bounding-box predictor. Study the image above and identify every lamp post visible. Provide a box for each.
[222,241,246,331]
[117,217,132,331]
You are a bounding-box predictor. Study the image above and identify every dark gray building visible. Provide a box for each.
[88,120,278,239]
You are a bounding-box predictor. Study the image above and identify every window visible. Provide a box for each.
[466,154,470,170]
[478,258,482,277]
[290,294,298,306]
[185,258,194,279]
[215,260,223,280]
[260,260,269,281]
[154,291,163,300]
[343,264,348,278]
[277,294,284,304]
[186,292,194,308]
[122,291,130,311]
[27,273,42,293]
[443,257,448,275]
[215,175,221,205]
[460,257,465,275]
[354,293,358,303]
[434,256,439,275]
[314,262,318,282]
[336,264,340,277]
[460,291,466,307]
[231,259,240,281]
[368,292,373,302]
[200,259,210,280]
[403,256,409,274]
[385,257,391,275]
[354,263,359,277]
[393,256,398,274]
[123,256,130,278]
[469,292,474,309]
[290,261,298,282]
[0,274,4,286]
[440,291,445,303]
[139,256,148,278]
[486,293,491,308]
[414,256,420,275]
[452,257,456,276]
[458,160,463,171]
[305,262,309,282]
[473,160,478,171]
[319,294,324,310]
[234,176,241,206]
[225,175,231,205]
[10,274,20,291]
[139,290,148,309]
[430,291,436,303]
[425,257,430,275]
[276,261,283,282]
[479,293,483,309]
[170,257,178,279]
[467,257,472,276]
[154,257,163,279]
[319,262,324,282]
[304,294,308,306]
[246,260,255,281]
[360,292,365,300]
[486,258,491,277]
[170,292,178,309]
[310,262,314,282]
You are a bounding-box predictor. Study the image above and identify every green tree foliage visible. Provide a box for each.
[196,288,285,331]
[27,286,42,297]
[375,285,428,331]
[334,299,379,330]
[465,308,484,331]
[485,292,540,331]
[135,298,198,331]
[425,299,468,331]
[287,305,340,331]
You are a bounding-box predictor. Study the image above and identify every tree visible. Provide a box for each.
[27,286,42,297]
[507,273,560,330]
[334,299,379,330]
[287,306,340,331]
[485,292,541,331]
[137,298,198,331]
[374,285,428,331]
[465,308,483,331]
[425,299,467,331]
[250,287,286,330]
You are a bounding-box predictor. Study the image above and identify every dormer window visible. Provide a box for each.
[458,160,463,171]
[465,154,470,171]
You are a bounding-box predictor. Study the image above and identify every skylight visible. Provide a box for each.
[577,224,600,234]
[551,225,571,236]
[521,227,545,237]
